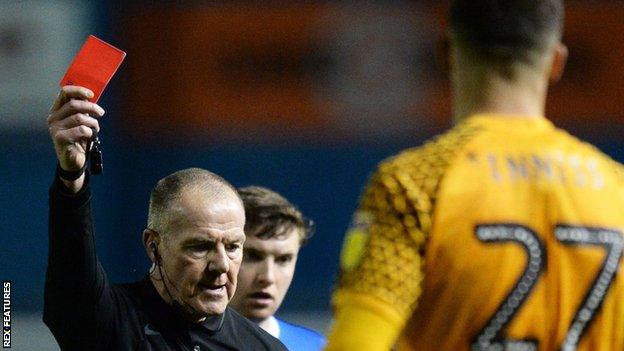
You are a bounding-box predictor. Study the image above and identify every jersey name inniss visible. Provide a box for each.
[337,114,624,351]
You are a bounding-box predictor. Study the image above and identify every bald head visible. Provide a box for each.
[147,168,243,235]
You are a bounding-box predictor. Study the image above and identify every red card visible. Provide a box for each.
[59,35,126,103]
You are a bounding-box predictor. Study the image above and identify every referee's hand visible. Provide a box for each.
[47,85,105,191]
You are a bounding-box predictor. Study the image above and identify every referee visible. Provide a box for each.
[44,85,287,350]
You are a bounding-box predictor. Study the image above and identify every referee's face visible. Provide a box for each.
[159,189,246,319]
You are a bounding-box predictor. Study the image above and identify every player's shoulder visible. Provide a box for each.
[276,318,326,351]
[375,122,481,180]
[594,149,624,183]
[277,318,325,341]
[552,126,624,179]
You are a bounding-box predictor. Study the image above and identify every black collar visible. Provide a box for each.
[140,276,226,334]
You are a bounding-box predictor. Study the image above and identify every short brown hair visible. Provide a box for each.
[238,186,314,245]
[450,0,564,65]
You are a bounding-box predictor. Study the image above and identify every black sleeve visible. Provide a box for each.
[43,172,115,350]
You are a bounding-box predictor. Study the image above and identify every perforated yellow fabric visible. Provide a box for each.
[334,122,479,322]
[329,115,624,351]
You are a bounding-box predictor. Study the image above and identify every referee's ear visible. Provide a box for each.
[142,228,160,264]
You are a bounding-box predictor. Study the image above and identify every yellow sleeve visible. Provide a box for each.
[327,165,428,350]
[325,292,403,351]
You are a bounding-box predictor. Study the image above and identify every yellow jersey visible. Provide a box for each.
[327,114,624,351]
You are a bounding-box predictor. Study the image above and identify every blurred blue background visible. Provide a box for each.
[0,1,622,350]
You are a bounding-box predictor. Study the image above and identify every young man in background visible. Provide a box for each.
[231,186,326,351]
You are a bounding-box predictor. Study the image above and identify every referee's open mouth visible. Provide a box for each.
[198,283,226,295]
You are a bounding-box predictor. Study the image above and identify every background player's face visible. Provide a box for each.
[159,189,246,318]
[230,229,301,321]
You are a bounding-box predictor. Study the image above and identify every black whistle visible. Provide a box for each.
[90,130,103,175]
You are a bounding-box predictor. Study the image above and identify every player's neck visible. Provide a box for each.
[257,316,280,338]
[452,67,548,124]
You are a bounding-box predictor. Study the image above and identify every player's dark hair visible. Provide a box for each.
[238,186,314,246]
[148,168,242,233]
[450,0,564,65]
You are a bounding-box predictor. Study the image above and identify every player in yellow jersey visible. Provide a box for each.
[326,1,624,350]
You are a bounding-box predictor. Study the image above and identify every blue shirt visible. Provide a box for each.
[277,318,326,351]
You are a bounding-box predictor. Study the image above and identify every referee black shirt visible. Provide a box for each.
[44,173,287,351]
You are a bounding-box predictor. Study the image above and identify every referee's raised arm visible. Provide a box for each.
[43,85,109,350]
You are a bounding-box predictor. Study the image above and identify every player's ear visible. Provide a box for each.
[436,33,452,75]
[549,42,568,84]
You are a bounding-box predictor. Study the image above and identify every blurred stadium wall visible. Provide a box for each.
[0,1,622,350]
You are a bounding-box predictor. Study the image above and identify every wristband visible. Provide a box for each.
[57,162,87,181]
